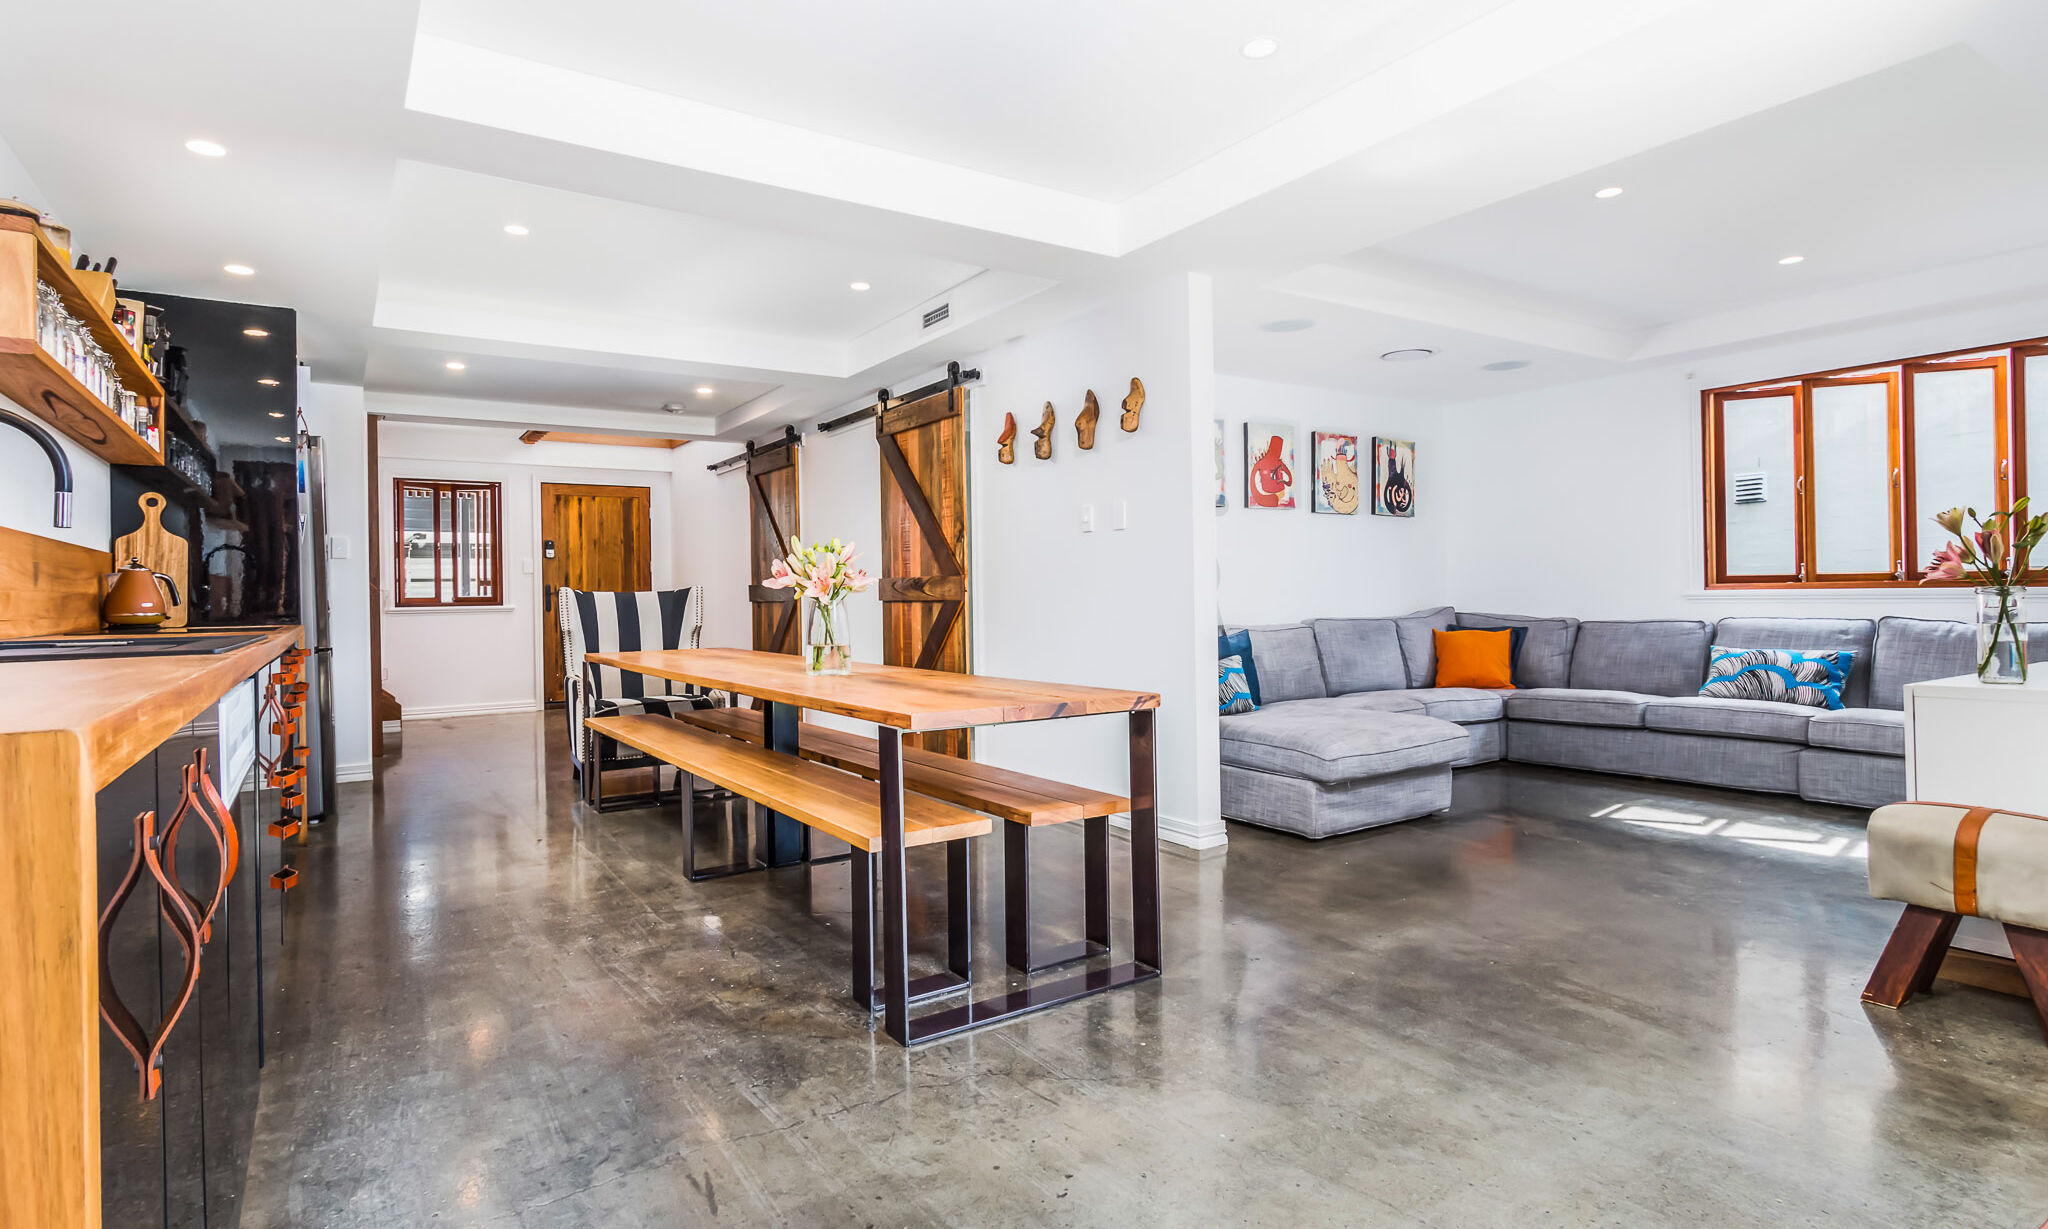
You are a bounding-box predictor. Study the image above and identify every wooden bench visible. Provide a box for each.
[585,713,987,1010]
[673,705,1127,974]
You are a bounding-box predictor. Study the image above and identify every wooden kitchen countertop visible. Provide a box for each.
[0,625,302,791]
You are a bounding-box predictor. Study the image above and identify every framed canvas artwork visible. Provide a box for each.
[1373,436,1416,517]
[1244,422,1296,509]
[1214,419,1227,508]
[1311,431,1359,515]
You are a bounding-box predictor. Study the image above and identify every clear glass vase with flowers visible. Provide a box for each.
[1921,500,2047,684]
[761,537,874,675]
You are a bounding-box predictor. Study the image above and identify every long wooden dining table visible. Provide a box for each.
[581,647,1163,1045]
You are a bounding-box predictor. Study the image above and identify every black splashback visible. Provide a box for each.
[111,293,300,626]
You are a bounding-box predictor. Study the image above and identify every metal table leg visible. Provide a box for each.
[761,700,807,866]
[878,728,911,1043]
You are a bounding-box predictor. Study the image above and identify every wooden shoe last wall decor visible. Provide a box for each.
[997,377,1141,466]
[1076,390,1100,449]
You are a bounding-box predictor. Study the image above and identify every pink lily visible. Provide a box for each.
[1921,541,1966,583]
[843,567,873,592]
[762,558,795,589]
[804,572,834,602]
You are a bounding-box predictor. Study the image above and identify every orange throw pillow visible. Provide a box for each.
[1433,629,1515,690]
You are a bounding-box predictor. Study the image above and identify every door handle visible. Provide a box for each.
[544,585,554,613]
[99,807,204,1101]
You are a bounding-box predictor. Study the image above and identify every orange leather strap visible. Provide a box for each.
[1952,806,1997,916]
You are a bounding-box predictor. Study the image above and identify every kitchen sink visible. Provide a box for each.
[0,633,269,663]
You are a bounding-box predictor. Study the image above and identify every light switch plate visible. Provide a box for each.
[326,534,350,560]
[1079,504,1095,532]
[1113,499,1128,531]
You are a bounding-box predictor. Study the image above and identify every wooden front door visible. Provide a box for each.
[748,438,802,654]
[540,483,651,704]
[878,384,971,756]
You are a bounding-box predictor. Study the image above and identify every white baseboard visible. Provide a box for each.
[399,700,540,720]
[1107,812,1229,852]
[336,762,375,784]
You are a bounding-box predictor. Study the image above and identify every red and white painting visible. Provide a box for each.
[1244,422,1296,509]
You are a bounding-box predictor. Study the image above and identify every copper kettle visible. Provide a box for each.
[103,557,181,627]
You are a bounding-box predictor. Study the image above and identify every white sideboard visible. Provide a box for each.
[1902,672,2048,958]
[1904,672,2048,813]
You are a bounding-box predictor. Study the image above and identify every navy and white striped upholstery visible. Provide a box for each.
[558,586,709,768]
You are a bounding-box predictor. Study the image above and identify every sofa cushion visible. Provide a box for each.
[1869,617,1974,709]
[1433,628,1516,690]
[1219,654,1257,715]
[1456,611,1578,689]
[1241,623,1327,703]
[1218,628,1263,707]
[1713,617,1876,708]
[1218,705,1467,784]
[1375,687,1508,724]
[1569,620,1711,696]
[1807,708,1905,756]
[1393,606,1456,688]
[1699,645,1855,710]
[1643,695,1817,743]
[1310,617,1407,695]
[1502,688,1651,728]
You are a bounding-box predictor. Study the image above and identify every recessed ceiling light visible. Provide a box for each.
[445,360,467,371]
[1593,186,1624,199]
[1241,36,1279,59]
[242,327,269,338]
[273,436,290,443]
[1259,317,1317,333]
[503,223,529,236]
[695,386,715,396]
[1778,254,1805,265]
[849,281,871,291]
[1380,348,1435,362]
[185,139,227,158]
[257,378,279,386]
[268,411,285,418]
[1482,360,1531,372]
[223,263,255,276]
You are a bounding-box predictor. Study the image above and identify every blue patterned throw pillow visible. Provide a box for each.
[1218,629,1262,706]
[1699,645,1856,710]
[1219,654,1258,715]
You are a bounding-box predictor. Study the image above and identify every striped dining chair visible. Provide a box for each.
[558,586,719,805]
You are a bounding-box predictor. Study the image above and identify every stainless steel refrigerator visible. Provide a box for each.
[296,431,337,820]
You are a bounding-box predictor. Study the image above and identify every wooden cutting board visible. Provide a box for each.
[112,492,188,627]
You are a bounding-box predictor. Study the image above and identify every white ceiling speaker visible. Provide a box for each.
[1380,348,1435,362]
[1259,318,1316,333]
[1482,360,1530,371]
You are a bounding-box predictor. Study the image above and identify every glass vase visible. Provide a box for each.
[804,599,853,676]
[1975,586,2028,684]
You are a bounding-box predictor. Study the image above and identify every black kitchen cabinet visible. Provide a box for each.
[96,673,276,1228]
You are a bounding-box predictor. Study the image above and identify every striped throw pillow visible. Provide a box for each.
[1699,645,1855,710]
[1219,654,1258,715]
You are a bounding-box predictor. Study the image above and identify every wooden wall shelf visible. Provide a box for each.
[0,215,165,466]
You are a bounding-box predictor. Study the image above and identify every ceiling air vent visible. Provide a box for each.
[1732,472,1768,504]
[922,303,950,329]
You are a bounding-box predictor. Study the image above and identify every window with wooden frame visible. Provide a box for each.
[392,479,502,606]
[1703,336,2046,589]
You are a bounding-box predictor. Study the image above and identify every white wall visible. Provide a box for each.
[964,275,1223,849]
[1440,296,2048,623]
[670,443,753,649]
[0,132,111,551]
[376,416,676,717]
[1215,375,1445,625]
[302,379,374,781]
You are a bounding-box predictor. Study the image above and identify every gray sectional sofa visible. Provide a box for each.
[1219,610,2003,839]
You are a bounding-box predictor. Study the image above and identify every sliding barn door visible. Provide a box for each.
[748,439,801,655]
[878,385,971,756]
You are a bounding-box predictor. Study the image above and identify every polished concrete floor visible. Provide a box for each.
[241,713,2048,1228]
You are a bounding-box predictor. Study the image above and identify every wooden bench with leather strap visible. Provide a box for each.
[674,705,1129,973]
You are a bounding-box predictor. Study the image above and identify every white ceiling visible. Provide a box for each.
[3,0,2046,433]
[417,0,1515,201]
[1376,47,2048,327]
